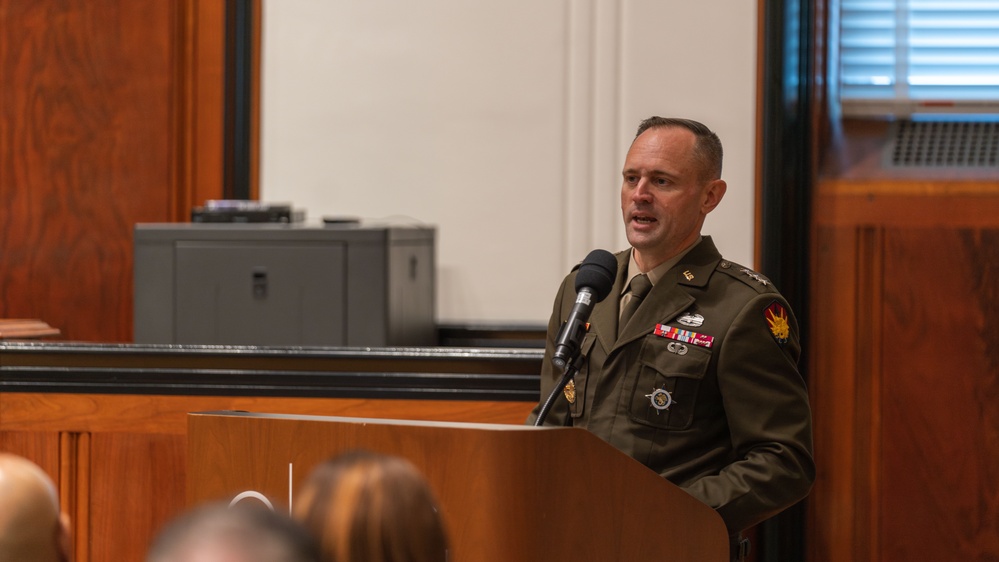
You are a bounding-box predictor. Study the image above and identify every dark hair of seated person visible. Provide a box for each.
[146,501,321,562]
[293,450,448,562]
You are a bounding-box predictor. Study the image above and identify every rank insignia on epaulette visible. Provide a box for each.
[764,300,790,345]
[741,268,770,286]
[563,379,576,404]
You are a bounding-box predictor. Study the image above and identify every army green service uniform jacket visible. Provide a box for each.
[527,237,815,534]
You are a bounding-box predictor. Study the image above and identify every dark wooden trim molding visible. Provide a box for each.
[758,1,815,560]
[223,0,255,200]
[0,342,543,401]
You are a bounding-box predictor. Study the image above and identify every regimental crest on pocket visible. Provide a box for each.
[645,386,676,414]
[764,300,790,345]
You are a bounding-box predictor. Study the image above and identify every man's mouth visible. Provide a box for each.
[633,215,657,224]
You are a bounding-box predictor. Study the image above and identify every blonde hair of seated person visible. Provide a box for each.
[293,451,448,562]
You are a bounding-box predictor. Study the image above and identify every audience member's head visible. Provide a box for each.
[293,450,448,562]
[146,502,320,562]
[0,453,71,562]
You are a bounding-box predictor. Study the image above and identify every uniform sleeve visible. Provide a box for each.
[680,293,816,533]
[525,275,572,426]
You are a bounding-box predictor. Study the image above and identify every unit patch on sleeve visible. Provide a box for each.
[764,300,790,345]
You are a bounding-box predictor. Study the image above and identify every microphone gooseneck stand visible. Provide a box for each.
[534,248,617,427]
[533,354,582,427]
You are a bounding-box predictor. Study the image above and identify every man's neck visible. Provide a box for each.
[632,236,703,274]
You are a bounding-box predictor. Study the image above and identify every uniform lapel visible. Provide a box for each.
[587,251,629,355]
[613,284,693,349]
[611,238,722,351]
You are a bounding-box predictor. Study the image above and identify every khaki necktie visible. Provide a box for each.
[619,273,652,333]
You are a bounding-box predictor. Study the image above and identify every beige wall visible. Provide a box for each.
[259,0,757,324]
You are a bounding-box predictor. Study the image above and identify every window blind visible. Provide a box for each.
[840,0,999,116]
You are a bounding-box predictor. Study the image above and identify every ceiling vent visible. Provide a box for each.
[885,120,999,168]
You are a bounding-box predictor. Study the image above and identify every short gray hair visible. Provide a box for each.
[634,116,724,181]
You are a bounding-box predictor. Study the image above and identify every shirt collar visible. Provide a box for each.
[622,236,703,295]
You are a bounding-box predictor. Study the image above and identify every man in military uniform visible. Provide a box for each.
[527,117,815,558]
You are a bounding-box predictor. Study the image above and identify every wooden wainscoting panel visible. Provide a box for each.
[810,220,999,562]
[60,432,91,562]
[807,225,854,562]
[853,226,884,562]
[0,429,61,475]
[879,228,999,560]
[0,392,536,562]
[814,189,999,229]
[0,430,86,561]
[87,432,186,562]
[177,0,227,212]
[0,393,537,433]
[808,225,882,562]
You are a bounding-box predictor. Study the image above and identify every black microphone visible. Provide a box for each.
[551,249,617,371]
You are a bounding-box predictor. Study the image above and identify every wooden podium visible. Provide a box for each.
[188,411,728,562]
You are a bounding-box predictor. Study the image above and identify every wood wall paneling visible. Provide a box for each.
[59,431,91,562]
[0,1,227,342]
[0,391,536,562]
[0,430,76,555]
[879,228,999,560]
[180,0,227,212]
[808,225,880,562]
[809,178,999,562]
[88,432,186,562]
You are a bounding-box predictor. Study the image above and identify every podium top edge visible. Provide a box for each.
[187,411,555,432]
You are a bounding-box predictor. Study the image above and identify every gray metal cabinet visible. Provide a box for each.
[133,223,435,346]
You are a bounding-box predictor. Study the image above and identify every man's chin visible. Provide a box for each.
[626,229,661,250]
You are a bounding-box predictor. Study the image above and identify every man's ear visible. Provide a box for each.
[57,513,72,562]
[701,179,727,214]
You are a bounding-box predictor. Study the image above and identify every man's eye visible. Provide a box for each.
[654,178,669,186]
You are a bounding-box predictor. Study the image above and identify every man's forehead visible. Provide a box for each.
[624,131,697,176]
[632,125,696,146]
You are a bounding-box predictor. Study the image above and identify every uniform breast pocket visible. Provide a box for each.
[628,336,711,430]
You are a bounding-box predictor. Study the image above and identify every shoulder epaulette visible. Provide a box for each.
[715,260,776,293]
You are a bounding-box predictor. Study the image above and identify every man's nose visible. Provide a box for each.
[632,179,653,201]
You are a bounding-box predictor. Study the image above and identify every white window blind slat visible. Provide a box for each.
[840,0,999,115]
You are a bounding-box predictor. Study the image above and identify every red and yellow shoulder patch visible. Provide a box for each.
[764,300,790,345]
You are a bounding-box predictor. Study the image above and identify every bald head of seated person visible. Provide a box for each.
[0,453,71,562]
[146,503,320,562]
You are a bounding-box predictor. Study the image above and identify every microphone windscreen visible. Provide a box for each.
[574,249,618,301]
